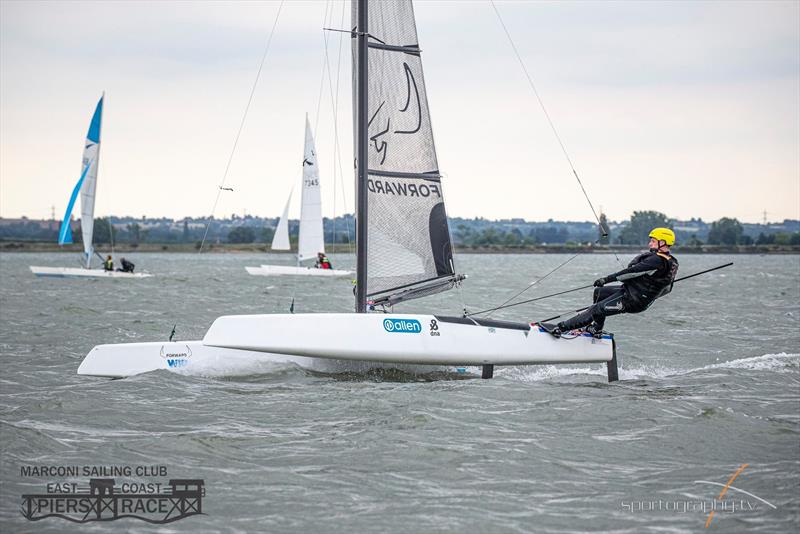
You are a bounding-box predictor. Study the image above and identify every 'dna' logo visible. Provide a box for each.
[383,318,422,333]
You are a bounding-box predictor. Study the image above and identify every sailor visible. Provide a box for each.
[315,252,332,270]
[545,228,679,338]
[117,257,135,273]
[103,255,114,271]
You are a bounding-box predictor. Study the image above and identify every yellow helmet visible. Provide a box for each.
[649,227,675,246]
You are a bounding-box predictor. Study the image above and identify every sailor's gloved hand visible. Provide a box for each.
[593,277,608,287]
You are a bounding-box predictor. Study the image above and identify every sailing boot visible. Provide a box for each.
[585,322,604,339]
[557,308,594,334]
[540,323,562,338]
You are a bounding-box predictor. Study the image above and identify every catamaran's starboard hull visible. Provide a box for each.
[245,265,353,277]
[77,340,448,378]
[30,266,152,278]
[202,313,613,366]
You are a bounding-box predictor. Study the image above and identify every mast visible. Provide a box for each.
[355,0,368,313]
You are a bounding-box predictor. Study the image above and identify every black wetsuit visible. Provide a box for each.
[558,251,679,332]
[118,259,135,273]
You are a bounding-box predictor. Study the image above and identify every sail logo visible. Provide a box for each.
[159,345,192,368]
[383,318,422,334]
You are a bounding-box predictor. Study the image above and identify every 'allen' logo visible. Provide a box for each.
[383,318,422,333]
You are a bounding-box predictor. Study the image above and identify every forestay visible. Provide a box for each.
[353,0,457,303]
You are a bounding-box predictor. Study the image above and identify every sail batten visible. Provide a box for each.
[353,0,456,300]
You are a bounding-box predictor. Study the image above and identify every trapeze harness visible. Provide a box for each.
[559,251,679,332]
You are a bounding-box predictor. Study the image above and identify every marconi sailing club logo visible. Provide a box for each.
[19,465,205,524]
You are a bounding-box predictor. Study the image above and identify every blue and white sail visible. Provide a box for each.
[57,95,103,268]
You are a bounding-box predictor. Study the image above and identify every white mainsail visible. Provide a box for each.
[251,116,351,277]
[297,115,325,262]
[271,189,292,251]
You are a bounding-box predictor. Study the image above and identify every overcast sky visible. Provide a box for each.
[1,0,798,223]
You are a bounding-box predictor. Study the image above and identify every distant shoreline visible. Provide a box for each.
[3,241,799,254]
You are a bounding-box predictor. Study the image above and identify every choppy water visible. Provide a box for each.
[1,252,798,532]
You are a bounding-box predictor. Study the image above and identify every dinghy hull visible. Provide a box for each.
[30,266,152,278]
[245,265,352,277]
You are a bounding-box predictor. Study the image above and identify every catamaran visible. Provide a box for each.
[78,0,616,380]
[30,95,151,279]
[246,115,352,278]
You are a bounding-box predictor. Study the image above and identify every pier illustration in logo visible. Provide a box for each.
[21,478,205,523]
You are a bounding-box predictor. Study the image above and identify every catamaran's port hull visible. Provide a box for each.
[77,341,449,378]
[245,265,353,277]
[202,313,613,366]
[30,266,152,278]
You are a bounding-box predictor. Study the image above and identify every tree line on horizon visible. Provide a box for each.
[2,211,799,247]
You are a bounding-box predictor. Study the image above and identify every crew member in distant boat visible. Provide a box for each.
[315,252,332,270]
[117,257,135,273]
[544,228,679,338]
[103,255,114,271]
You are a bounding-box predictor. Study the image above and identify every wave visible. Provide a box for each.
[501,352,800,383]
[698,352,799,372]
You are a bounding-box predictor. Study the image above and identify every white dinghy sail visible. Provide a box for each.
[30,95,151,279]
[78,0,616,380]
[246,116,352,278]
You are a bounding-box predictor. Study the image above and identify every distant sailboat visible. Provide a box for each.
[246,115,352,278]
[30,95,151,279]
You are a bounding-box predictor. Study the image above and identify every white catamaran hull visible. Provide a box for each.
[77,313,614,378]
[77,340,449,378]
[245,265,353,277]
[203,313,613,366]
[29,266,152,279]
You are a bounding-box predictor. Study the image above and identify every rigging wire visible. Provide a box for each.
[466,1,623,318]
[313,1,333,138]
[197,0,285,253]
[489,0,605,232]
[484,254,578,318]
[470,282,594,318]
[169,1,283,340]
[323,0,354,256]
